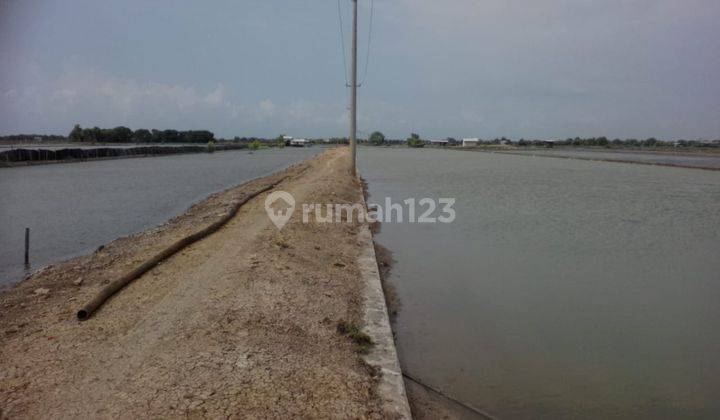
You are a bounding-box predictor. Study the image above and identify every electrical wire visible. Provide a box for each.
[402,372,498,420]
[358,0,374,86]
[337,0,349,87]
[337,0,375,88]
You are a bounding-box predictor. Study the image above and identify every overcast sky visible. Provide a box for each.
[1,0,719,139]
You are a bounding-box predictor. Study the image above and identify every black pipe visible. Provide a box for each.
[24,227,30,266]
[76,173,293,320]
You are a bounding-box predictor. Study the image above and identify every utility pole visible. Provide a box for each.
[349,0,358,175]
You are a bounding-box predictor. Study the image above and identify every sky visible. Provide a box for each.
[1,0,719,140]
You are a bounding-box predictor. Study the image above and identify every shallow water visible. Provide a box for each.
[0,148,320,286]
[359,147,720,419]
[502,148,720,169]
[0,143,210,150]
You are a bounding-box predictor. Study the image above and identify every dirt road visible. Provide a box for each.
[0,147,394,418]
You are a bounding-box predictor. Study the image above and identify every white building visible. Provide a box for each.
[290,138,311,147]
[462,138,480,147]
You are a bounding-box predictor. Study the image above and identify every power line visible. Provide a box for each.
[402,372,498,420]
[338,0,374,87]
[336,0,349,87]
[358,0,374,86]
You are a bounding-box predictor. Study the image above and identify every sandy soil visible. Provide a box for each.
[0,147,389,418]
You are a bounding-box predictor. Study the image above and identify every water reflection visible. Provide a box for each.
[360,147,720,419]
[0,148,320,286]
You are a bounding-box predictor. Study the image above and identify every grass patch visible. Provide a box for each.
[337,320,374,354]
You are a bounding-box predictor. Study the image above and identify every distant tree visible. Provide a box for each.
[84,127,101,142]
[109,126,132,143]
[161,129,180,143]
[249,139,262,150]
[369,131,386,145]
[275,135,285,148]
[643,137,658,147]
[69,124,84,141]
[133,129,152,142]
[179,130,214,143]
[406,133,425,148]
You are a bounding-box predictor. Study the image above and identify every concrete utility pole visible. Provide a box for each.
[349,0,358,175]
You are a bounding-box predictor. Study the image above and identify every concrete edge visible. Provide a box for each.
[356,179,413,419]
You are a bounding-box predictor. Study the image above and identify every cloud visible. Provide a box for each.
[0,61,363,137]
[204,86,225,107]
[2,1,717,139]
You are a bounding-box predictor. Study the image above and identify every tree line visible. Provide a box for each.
[361,132,720,148]
[68,125,215,143]
[0,134,66,142]
[4,127,717,149]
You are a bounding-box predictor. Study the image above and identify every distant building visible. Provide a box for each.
[429,139,449,146]
[290,138,311,147]
[462,138,479,147]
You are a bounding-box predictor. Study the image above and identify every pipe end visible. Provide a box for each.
[76,309,89,320]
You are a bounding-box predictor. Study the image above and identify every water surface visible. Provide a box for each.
[501,148,720,169]
[0,143,212,150]
[359,147,720,419]
[0,148,320,286]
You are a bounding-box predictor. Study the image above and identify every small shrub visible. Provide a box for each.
[337,320,374,354]
[406,133,425,148]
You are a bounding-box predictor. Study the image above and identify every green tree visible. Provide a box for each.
[369,131,385,145]
[161,129,180,143]
[275,135,286,148]
[69,124,84,141]
[133,129,152,142]
[108,126,133,143]
[406,133,425,148]
[249,139,262,150]
[85,127,102,142]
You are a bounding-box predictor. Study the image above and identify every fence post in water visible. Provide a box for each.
[24,227,29,266]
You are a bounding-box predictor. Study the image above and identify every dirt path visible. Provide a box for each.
[0,148,393,418]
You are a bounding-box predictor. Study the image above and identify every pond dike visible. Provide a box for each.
[0,144,248,166]
[356,174,413,419]
[0,148,411,417]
